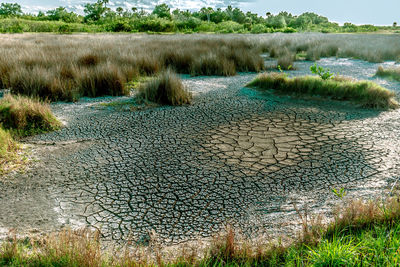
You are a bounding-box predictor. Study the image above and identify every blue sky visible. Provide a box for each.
[13,0,400,25]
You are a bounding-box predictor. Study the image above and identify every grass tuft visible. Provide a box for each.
[376,65,400,81]
[277,53,296,70]
[247,72,399,109]
[139,70,192,106]
[0,94,61,137]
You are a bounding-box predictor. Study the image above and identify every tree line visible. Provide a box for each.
[0,1,394,33]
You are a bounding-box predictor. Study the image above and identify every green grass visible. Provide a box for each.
[376,65,400,81]
[247,72,399,109]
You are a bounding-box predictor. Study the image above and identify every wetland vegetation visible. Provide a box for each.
[0,3,399,264]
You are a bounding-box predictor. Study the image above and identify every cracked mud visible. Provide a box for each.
[1,62,400,243]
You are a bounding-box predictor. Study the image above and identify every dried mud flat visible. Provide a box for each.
[1,71,400,244]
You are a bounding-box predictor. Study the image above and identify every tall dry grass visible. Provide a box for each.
[258,33,400,63]
[139,69,192,106]
[1,33,399,102]
[0,94,61,136]
[0,34,265,101]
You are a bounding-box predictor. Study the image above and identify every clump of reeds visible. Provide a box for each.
[0,94,61,136]
[138,69,192,106]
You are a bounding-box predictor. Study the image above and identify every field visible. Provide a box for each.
[1,33,400,265]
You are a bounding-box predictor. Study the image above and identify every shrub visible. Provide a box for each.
[247,72,398,109]
[0,94,61,136]
[215,21,244,33]
[138,70,192,106]
[375,65,400,81]
[251,24,269,34]
[196,21,216,32]
[310,63,334,80]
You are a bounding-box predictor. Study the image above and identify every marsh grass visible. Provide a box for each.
[376,65,400,81]
[277,53,296,70]
[259,33,400,63]
[247,72,398,109]
[1,34,399,101]
[138,70,192,106]
[0,94,61,137]
[0,34,265,101]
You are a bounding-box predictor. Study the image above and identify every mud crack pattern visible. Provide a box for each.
[1,74,399,243]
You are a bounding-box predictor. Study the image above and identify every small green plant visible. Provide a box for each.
[277,65,292,72]
[310,64,334,80]
[332,188,347,199]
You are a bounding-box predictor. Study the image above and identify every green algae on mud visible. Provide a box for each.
[247,72,399,109]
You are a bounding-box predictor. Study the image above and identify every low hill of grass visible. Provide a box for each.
[247,72,399,109]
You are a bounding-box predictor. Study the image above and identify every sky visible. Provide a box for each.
[12,0,400,25]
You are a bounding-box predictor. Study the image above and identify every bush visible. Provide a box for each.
[195,21,216,32]
[0,94,61,136]
[251,24,269,33]
[138,70,192,106]
[283,27,297,33]
[247,72,398,109]
[215,21,244,33]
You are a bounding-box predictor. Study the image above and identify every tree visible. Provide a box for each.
[116,7,124,16]
[152,4,171,19]
[199,7,213,22]
[47,7,79,23]
[0,3,22,16]
[394,22,398,27]
[84,0,110,22]
[232,8,246,24]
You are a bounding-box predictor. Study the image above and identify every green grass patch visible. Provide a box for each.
[247,72,399,109]
[376,65,400,81]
